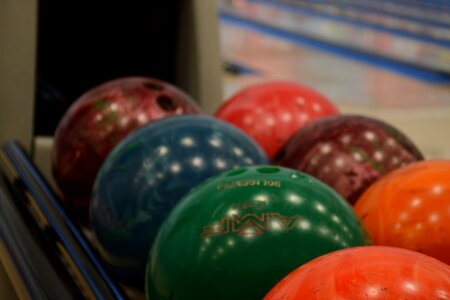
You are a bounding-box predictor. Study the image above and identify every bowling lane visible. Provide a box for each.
[289,0,450,26]
[219,0,450,73]
[220,22,450,159]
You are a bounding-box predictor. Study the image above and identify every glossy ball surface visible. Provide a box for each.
[90,115,268,278]
[146,166,371,300]
[52,77,200,212]
[354,160,450,265]
[276,115,423,204]
[215,81,338,160]
[264,246,450,300]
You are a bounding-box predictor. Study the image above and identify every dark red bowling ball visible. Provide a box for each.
[52,77,201,215]
[276,115,423,204]
[264,246,450,300]
[215,81,338,160]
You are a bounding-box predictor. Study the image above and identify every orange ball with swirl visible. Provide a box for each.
[354,160,450,264]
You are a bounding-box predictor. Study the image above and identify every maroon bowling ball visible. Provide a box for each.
[276,115,424,205]
[52,77,201,216]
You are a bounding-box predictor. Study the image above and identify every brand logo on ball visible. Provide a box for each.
[201,213,301,238]
[217,179,281,190]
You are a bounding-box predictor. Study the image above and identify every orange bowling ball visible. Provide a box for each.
[264,246,450,300]
[354,160,450,264]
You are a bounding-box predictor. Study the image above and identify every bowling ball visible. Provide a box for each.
[276,115,423,205]
[90,115,268,279]
[354,160,450,265]
[264,246,450,299]
[215,81,338,160]
[146,166,371,300]
[52,77,200,215]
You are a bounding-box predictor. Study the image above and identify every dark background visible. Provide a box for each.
[36,1,182,136]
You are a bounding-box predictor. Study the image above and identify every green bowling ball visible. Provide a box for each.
[146,166,371,300]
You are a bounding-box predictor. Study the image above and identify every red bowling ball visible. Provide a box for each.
[264,246,450,300]
[215,81,338,159]
[276,115,423,204]
[52,77,201,216]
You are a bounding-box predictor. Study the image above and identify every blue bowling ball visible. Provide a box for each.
[90,115,268,279]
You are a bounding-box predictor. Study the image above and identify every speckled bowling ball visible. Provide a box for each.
[276,115,423,204]
[264,246,450,300]
[52,77,200,216]
[146,166,371,300]
[355,160,450,265]
[90,115,268,279]
[215,81,338,160]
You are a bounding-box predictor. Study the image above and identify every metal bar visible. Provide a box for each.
[0,140,127,299]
